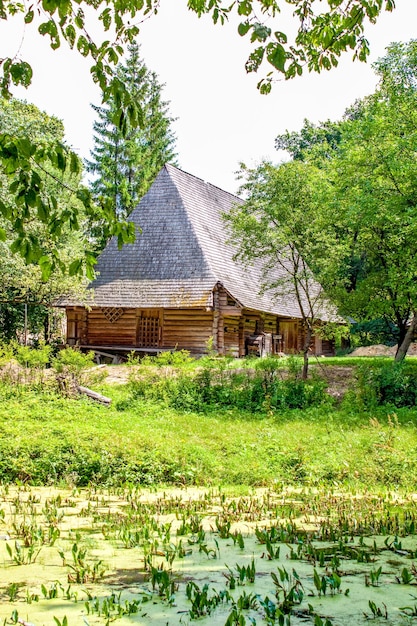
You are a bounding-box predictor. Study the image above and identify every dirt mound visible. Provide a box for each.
[350,344,395,357]
[349,343,417,357]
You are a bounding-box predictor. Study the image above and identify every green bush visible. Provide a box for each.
[154,349,192,367]
[127,358,327,412]
[354,361,417,408]
[16,343,51,369]
[53,347,95,376]
[0,342,14,367]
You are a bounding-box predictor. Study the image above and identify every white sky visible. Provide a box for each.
[1,0,416,194]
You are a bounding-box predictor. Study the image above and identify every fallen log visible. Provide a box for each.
[77,385,112,405]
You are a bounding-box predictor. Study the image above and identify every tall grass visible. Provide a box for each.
[1,347,417,490]
[127,355,328,412]
[0,379,417,490]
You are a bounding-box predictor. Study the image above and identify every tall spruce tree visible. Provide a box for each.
[86,42,178,228]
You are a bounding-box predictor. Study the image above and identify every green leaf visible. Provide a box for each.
[245,47,264,73]
[25,188,37,208]
[237,0,252,17]
[56,148,66,171]
[69,259,82,276]
[18,138,34,158]
[0,199,10,218]
[42,0,58,13]
[39,256,52,281]
[70,151,79,173]
[251,22,271,43]
[238,21,250,37]
[9,61,33,87]
[267,42,286,72]
[99,7,112,30]
[36,199,48,222]
[274,31,287,44]
[65,24,76,48]
[74,9,84,29]
[77,35,90,57]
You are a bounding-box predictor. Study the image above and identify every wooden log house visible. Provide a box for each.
[60,165,336,360]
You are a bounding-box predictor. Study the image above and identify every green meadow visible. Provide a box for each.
[1,354,417,625]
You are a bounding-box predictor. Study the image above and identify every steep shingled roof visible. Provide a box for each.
[80,164,333,320]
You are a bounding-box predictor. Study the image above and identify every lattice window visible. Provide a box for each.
[101,307,125,324]
[137,316,159,347]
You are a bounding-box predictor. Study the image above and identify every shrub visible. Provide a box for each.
[0,343,14,367]
[15,343,51,369]
[155,349,192,367]
[127,357,327,412]
[52,347,94,380]
[355,361,417,408]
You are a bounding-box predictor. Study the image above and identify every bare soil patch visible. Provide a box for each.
[317,365,355,400]
[350,342,417,357]
[91,363,132,384]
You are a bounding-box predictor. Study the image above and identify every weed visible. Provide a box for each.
[271,566,304,613]
[255,526,281,545]
[258,595,280,624]
[58,543,106,583]
[41,582,61,599]
[235,558,256,584]
[6,539,42,565]
[224,606,255,625]
[366,566,382,587]
[232,531,245,549]
[400,604,417,617]
[314,616,334,626]
[235,591,258,610]
[5,610,19,625]
[25,589,39,604]
[149,564,178,604]
[364,600,388,619]
[262,537,281,560]
[84,591,145,621]
[396,565,417,585]
[186,581,230,618]
[6,583,19,602]
[215,515,232,538]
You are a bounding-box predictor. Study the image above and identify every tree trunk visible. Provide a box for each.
[395,312,417,362]
[395,317,408,349]
[44,310,50,344]
[302,326,313,380]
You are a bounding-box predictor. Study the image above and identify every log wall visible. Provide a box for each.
[86,308,137,346]
[65,304,335,356]
[223,315,241,357]
[66,307,87,345]
[162,309,213,353]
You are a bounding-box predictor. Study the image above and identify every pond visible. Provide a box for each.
[1,485,417,625]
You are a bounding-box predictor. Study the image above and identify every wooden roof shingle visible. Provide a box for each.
[69,164,335,320]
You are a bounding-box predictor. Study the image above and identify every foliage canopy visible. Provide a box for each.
[251,39,417,360]
[0,0,398,274]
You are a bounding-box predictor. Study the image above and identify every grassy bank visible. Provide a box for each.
[1,366,417,490]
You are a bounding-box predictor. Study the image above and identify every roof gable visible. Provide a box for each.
[86,164,334,320]
[88,166,217,308]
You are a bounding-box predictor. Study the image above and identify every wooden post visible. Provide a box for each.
[218,314,224,355]
[238,317,245,357]
[24,303,28,346]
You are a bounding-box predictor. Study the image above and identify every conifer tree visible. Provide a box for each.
[86,42,178,225]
